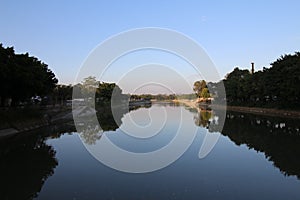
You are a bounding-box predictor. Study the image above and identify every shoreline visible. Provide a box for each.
[2,101,300,139]
[173,99,300,119]
[0,107,73,139]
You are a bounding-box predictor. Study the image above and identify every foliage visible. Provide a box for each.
[0,44,58,106]
[200,88,210,99]
[193,80,212,100]
[193,80,207,98]
[71,76,125,105]
[52,84,73,105]
[223,67,251,104]
[223,52,300,109]
[97,81,123,101]
[194,110,212,128]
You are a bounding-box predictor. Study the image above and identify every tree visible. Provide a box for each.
[96,82,122,101]
[52,84,73,105]
[193,80,207,97]
[219,52,300,109]
[0,44,58,106]
[267,52,300,108]
[81,76,99,98]
[223,67,251,104]
[200,88,210,98]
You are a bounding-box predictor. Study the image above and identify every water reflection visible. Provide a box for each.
[222,112,300,179]
[190,107,300,179]
[78,124,103,145]
[1,104,300,199]
[0,124,76,199]
[77,105,151,145]
[0,133,54,199]
[194,109,212,128]
[185,106,223,133]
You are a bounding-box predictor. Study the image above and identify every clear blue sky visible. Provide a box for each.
[1,0,299,90]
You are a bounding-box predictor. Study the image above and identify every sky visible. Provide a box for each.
[0,0,299,93]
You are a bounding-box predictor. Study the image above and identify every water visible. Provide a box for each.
[1,103,300,199]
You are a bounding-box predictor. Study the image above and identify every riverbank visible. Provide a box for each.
[0,106,73,139]
[173,99,300,119]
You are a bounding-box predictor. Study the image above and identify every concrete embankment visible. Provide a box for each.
[223,105,300,119]
[0,107,73,139]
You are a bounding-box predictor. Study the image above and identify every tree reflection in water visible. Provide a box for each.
[194,109,212,128]
[0,132,58,199]
[77,105,150,145]
[75,102,300,180]
[191,107,300,179]
[186,106,221,132]
[222,112,300,179]
[78,124,103,145]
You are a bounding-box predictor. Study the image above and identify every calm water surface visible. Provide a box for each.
[1,103,300,199]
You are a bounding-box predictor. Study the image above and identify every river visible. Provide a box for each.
[1,102,300,199]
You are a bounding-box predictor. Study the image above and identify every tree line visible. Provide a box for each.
[0,44,57,106]
[223,52,300,109]
[0,44,126,107]
[194,52,300,109]
[1,43,299,109]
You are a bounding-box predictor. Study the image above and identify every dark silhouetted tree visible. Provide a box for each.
[0,44,58,106]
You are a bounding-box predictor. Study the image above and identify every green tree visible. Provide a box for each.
[96,82,123,104]
[193,80,207,97]
[0,44,58,106]
[200,88,210,98]
[223,67,251,105]
[266,52,300,108]
[220,52,300,109]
